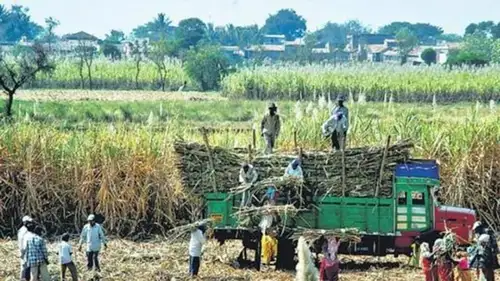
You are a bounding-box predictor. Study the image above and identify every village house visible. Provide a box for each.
[57,31,100,54]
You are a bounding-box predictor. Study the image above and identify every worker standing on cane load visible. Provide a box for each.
[239,163,258,207]
[322,112,348,151]
[261,102,281,154]
[79,214,107,273]
[284,158,304,180]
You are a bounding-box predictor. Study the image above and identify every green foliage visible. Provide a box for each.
[184,46,229,91]
[379,22,443,41]
[465,21,500,39]
[148,39,179,91]
[100,43,122,60]
[262,9,307,40]
[396,28,418,64]
[421,48,437,65]
[0,5,43,42]
[311,20,370,48]
[207,24,262,47]
[132,13,174,41]
[176,18,207,49]
[104,30,125,44]
[437,33,462,42]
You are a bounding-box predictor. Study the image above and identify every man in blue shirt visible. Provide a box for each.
[79,214,107,272]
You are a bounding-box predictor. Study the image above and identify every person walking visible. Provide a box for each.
[18,215,34,281]
[79,214,107,272]
[455,251,472,281]
[472,221,499,270]
[189,224,207,277]
[322,112,348,151]
[331,95,349,124]
[261,102,281,154]
[24,225,50,281]
[59,233,78,281]
[470,234,496,281]
[433,238,457,281]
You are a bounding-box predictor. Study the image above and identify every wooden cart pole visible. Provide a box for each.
[201,127,217,193]
[376,136,391,197]
[340,133,346,197]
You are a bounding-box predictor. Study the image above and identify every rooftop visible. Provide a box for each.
[62,31,99,41]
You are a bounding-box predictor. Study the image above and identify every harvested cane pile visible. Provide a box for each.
[291,228,362,244]
[174,140,413,198]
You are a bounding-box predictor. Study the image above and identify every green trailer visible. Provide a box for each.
[203,160,476,270]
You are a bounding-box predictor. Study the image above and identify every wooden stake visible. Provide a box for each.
[293,129,298,151]
[376,136,391,197]
[201,127,217,193]
[252,128,257,150]
[341,134,346,197]
[247,144,252,163]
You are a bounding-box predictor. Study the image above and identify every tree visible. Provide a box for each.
[184,46,229,91]
[312,20,371,48]
[379,22,443,41]
[421,48,437,65]
[129,40,148,89]
[176,18,207,49]
[104,30,125,44]
[132,13,174,41]
[148,39,177,91]
[40,17,60,52]
[0,44,54,117]
[75,42,97,89]
[262,9,307,40]
[0,5,42,42]
[101,43,121,60]
[396,27,418,64]
[437,33,463,42]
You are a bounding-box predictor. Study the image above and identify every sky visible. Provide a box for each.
[3,0,499,38]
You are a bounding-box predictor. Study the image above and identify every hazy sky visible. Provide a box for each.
[3,0,497,38]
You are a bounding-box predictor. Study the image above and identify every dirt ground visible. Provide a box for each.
[16,90,222,102]
[3,238,498,281]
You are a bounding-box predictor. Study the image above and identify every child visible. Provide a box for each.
[420,242,437,281]
[59,233,78,281]
[319,237,340,281]
[189,225,207,277]
[456,251,472,281]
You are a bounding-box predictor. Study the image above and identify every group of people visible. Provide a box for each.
[17,214,107,281]
[260,96,350,155]
[419,221,498,281]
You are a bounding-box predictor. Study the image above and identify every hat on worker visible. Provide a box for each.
[22,216,33,223]
[87,214,95,221]
[336,95,346,102]
[268,102,277,109]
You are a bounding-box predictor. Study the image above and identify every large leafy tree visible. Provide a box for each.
[465,21,500,39]
[0,5,43,42]
[396,27,418,64]
[132,13,174,41]
[208,24,262,47]
[262,9,307,40]
[184,45,229,91]
[312,20,371,48]
[176,18,206,49]
[379,21,443,41]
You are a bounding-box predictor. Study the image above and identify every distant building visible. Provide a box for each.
[263,34,286,45]
[346,34,394,52]
[56,31,100,54]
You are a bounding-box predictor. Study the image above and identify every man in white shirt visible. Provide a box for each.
[238,163,258,208]
[18,215,34,281]
[322,112,348,151]
[79,214,107,272]
[60,233,78,281]
[189,225,207,277]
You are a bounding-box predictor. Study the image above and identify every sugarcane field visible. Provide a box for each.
[1,3,500,280]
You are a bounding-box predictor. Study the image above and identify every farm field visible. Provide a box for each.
[23,60,500,102]
[0,90,498,280]
[1,239,498,281]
